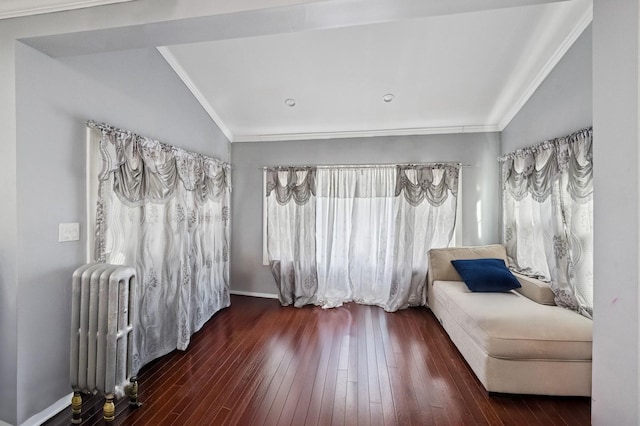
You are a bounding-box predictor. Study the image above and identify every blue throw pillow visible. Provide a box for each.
[450,258,521,292]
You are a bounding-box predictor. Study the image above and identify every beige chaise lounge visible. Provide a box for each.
[427,244,592,396]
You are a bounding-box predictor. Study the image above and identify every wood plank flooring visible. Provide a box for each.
[45,295,590,426]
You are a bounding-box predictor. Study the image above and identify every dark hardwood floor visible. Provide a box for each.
[46,295,590,426]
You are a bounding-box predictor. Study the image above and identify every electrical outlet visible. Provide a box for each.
[59,223,80,242]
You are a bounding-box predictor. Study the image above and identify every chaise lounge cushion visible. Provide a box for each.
[433,280,592,361]
[513,272,556,305]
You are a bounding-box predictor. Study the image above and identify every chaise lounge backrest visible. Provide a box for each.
[427,244,508,307]
[428,245,507,285]
[427,244,556,307]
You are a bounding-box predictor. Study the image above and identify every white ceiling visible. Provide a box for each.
[8,0,592,143]
[161,0,591,142]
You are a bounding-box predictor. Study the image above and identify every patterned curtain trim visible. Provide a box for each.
[88,121,231,207]
[498,127,592,203]
[395,164,459,207]
[266,163,459,207]
[94,186,107,263]
[265,167,317,205]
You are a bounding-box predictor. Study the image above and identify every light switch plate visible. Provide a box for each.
[58,223,80,242]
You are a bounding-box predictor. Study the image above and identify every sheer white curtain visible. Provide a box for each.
[500,127,593,318]
[266,164,459,312]
[266,168,318,307]
[89,121,231,373]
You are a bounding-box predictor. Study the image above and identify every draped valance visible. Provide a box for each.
[89,121,230,207]
[265,163,459,207]
[265,167,317,205]
[499,127,592,203]
[395,164,459,207]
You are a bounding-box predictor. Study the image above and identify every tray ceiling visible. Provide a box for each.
[162,0,591,142]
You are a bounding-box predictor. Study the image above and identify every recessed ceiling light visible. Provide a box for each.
[383,94,395,103]
[285,98,296,107]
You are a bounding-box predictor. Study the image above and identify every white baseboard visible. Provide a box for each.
[21,392,72,426]
[230,290,278,299]
[19,292,274,426]
[1,420,12,426]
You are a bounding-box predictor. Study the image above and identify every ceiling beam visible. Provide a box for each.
[0,0,135,20]
[21,0,569,56]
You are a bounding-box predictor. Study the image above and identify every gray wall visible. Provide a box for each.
[0,39,18,426]
[231,133,501,296]
[13,43,228,424]
[498,24,592,249]
[592,2,638,423]
[501,24,592,153]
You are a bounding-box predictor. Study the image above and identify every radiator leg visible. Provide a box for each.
[71,392,82,425]
[126,376,142,408]
[103,394,115,423]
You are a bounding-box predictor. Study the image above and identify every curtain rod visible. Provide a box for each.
[87,120,230,166]
[497,126,592,162]
[261,162,470,170]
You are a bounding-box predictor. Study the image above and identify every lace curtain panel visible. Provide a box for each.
[266,164,459,312]
[90,121,231,373]
[500,127,593,318]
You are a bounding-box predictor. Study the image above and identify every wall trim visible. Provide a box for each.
[20,392,72,426]
[497,4,593,130]
[232,124,500,143]
[0,0,134,20]
[157,47,235,143]
[230,290,279,299]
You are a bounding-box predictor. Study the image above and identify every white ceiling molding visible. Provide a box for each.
[232,125,502,143]
[157,46,235,143]
[0,0,135,20]
[496,3,593,130]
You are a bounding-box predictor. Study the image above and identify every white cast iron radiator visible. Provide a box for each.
[70,263,141,424]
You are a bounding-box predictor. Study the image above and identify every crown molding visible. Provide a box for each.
[157,46,235,143]
[497,3,593,130]
[232,124,500,142]
[0,0,134,20]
